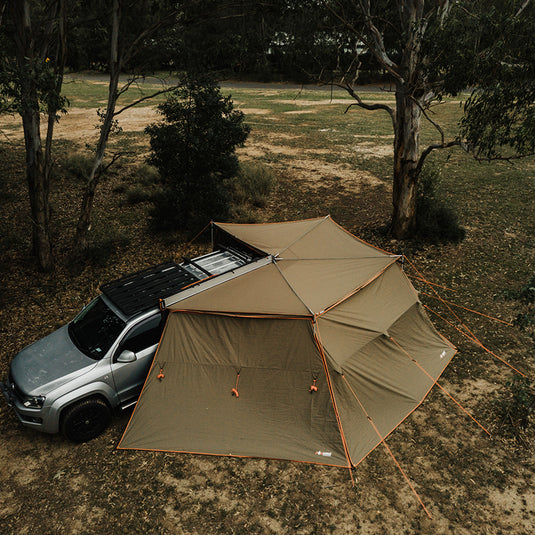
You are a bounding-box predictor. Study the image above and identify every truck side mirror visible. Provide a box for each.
[117,349,137,363]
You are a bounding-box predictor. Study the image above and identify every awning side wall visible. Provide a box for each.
[329,303,456,465]
[119,313,348,466]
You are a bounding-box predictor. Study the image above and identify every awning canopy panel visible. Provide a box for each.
[216,216,390,260]
[119,217,456,469]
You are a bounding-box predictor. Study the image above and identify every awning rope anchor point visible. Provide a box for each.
[157,362,165,381]
[231,371,241,397]
[310,377,318,393]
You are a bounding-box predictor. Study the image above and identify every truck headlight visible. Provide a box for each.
[22,395,46,408]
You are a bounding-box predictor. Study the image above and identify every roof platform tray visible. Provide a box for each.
[100,261,199,317]
[181,250,248,279]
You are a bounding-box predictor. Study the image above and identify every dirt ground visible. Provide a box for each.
[0,95,534,535]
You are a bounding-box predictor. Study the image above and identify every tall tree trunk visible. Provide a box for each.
[13,0,54,271]
[391,88,422,239]
[21,109,53,271]
[390,1,426,240]
[74,78,120,250]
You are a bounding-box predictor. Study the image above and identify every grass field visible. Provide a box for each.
[0,75,534,534]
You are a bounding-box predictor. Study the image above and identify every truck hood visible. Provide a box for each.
[10,324,97,396]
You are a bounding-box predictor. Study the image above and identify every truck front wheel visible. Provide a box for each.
[61,398,112,443]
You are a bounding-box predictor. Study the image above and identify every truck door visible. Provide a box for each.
[111,313,165,404]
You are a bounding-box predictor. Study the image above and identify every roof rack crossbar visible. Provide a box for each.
[182,257,213,278]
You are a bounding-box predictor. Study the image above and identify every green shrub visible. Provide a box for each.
[230,205,262,224]
[493,377,534,445]
[146,74,250,234]
[230,162,276,208]
[126,185,154,205]
[415,164,465,244]
[133,163,160,186]
[63,152,93,181]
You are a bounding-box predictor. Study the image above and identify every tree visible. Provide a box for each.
[1,0,66,271]
[146,75,250,233]
[74,0,180,250]
[319,0,535,238]
[433,0,535,160]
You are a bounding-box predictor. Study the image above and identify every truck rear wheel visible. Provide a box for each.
[61,398,112,443]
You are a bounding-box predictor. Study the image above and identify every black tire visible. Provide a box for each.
[61,398,112,443]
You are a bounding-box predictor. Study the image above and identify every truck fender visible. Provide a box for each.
[45,382,119,434]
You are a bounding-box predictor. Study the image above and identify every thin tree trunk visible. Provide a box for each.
[74,78,120,250]
[391,87,422,239]
[75,0,121,251]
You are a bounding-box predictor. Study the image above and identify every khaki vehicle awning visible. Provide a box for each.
[119,216,456,468]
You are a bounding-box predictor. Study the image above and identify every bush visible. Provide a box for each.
[415,165,465,243]
[146,74,250,234]
[126,185,154,205]
[132,163,160,186]
[493,377,534,445]
[230,162,277,208]
[124,164,160,204]
[63,152,93,182]
[507,274,535,342]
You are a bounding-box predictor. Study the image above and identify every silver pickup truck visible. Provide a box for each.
[1,247,258,443]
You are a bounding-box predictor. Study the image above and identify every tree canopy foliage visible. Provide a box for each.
[1,0,534,269]
[146,76,250,233]
[430,0,535,160]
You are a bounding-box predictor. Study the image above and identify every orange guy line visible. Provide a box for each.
[341,375,432,519]
[425,305,527,378]
[419,291,513,326]
[389,337,491,436]
[404,256,526,378]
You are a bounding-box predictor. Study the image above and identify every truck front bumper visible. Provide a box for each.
[1,379,46,429]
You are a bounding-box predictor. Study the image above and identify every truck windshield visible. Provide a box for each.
[69,297,126,360]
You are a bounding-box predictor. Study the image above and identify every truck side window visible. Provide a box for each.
[117,314,164,357]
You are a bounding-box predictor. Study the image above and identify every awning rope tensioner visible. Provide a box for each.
[231,371,240,397]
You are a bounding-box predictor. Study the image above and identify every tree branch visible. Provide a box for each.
[515,0,531,17]
[411,95,446,144]
[0,0,7,27]
[321,0,403,82]
[121,8,180,65]
[113,85,181,116]
[358,0,400,74]
[415,139,464,176]
[339,81,396,127]
[95,151,124,180]
[116,76,138,98]
[44,0,66,176]
[473,151,535,163]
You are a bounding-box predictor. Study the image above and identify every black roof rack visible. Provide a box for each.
[100,261,199,317]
